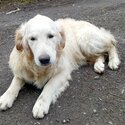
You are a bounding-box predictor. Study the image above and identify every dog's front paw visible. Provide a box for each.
[0,94,15,111]
[32,99,50,119]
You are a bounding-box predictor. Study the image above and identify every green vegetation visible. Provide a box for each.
[0,0,37,5]
[0,0,37,10]
[16,0,36,4]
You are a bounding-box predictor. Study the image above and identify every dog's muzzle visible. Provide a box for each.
[39,54,50,66]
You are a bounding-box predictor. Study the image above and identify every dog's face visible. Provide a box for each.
[16,15,65,67]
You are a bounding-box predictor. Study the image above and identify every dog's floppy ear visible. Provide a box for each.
[15,23,33,59]
[15,23,29,51]
[15,26,24,51]
[59,29,65,50]
[15,23,32,56]
[55,21,65,50]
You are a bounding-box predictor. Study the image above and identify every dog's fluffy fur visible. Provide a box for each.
[0,15,120,118]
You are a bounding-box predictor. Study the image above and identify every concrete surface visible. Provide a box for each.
[0,0,125,125]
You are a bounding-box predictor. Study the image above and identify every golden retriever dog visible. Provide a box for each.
[0,15,120,118]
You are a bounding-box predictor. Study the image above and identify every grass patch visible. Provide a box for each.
[16,0,37,4]
[0,0,37,10]
[0,0,37,6]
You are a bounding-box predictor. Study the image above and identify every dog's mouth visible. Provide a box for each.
[40,63,51,67]
[35,61,51,68]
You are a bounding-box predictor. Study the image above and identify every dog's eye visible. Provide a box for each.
[48,34,54,39]
[30,37,36,41]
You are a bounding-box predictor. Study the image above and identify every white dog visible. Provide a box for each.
[0,15,120,118]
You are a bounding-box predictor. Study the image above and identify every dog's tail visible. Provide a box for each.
[100,27,117,46]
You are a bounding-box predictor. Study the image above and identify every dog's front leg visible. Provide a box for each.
[32,71,71,119]
[0,76,24,110]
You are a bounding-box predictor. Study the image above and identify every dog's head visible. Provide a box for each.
[15,14,65,67]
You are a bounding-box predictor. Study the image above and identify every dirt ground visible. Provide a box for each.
[0,0,125,125]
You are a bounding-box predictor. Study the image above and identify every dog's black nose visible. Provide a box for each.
[39,55,50,65]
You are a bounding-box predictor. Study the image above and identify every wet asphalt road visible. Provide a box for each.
[0,0,125,125]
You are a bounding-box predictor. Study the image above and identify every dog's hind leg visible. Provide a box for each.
[108,44,120,70]
[94,55,105,73]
